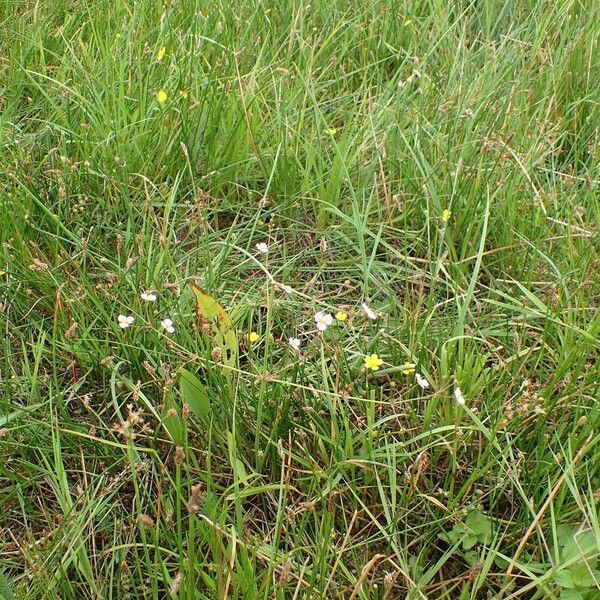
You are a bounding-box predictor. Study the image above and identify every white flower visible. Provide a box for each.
[314,311,333,332]
[140,291,157,302]
[117,314,134,329]
[415,373,430,389]
[160,318,175,334]
[362,302,377,320]
[255,242,269,254]
[454,387,465,405]
[288,337,301,351]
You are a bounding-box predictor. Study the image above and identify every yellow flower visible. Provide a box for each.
[156,90,168,104]
[364,354,384,371]
[335,311,348,322]
[248,331,259,343]
[326,127,337,135]
[156,46,166,61]
[404,19,413,26]
[179,89,188,98]
[442,208,451,222]
[401,362,416,375]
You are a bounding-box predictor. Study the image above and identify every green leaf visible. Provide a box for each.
[494,554,510,569]
[465,510,492,543]
[570,564,600,588]
[0,571,16,600]
[463,535,479,550]
[161,393,185,445]
[554,570,576,589]
[439,529,460,545]
[227,431,247,481]
[562,531,598,562]
[179,368,211,424]
[558,525,575,547]
[559,589,585,600]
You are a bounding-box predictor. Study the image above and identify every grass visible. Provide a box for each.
[1,0,599,598]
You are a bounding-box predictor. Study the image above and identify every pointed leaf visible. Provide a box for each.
[179,368,212,424]
[161,393,185,445]
[465,511,492,543]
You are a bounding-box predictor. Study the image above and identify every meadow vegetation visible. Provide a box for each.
[1,0,599,598]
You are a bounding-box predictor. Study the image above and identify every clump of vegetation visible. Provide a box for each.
[1,0,599,598]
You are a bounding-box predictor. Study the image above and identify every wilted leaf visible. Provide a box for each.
[190,283,238,374]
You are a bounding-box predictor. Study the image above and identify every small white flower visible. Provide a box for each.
[415,373,430,389]
[255,242,269,254]
[117,314,134,329]
[314,311,334,332]
[362,302,377,320]
[160,318,175,334]
[288,337,301,351]
[140,291,157,302]
[454,387,465,405]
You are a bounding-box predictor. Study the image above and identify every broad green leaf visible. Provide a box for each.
[570,564,600,588]
[559,589,585,600]
[465,510,492,543]
[562,531,598,562]
[190,283,238,373]
[554,570,576,588]
[558,525,575,547]
[179,368,211,423]
[161,393,185,445]
[463,535,478,550]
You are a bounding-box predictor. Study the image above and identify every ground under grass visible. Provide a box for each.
[1,0,600,598]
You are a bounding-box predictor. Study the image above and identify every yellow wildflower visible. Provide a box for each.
[364,354,384,371]
[404,19,413,26]
[156,47,166,61]
[326,127,337,135]
[156,90,168,104]
[248,331,259,343]
[442,208,451,222]
[335,311,348,322]
[401,362,416,375]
